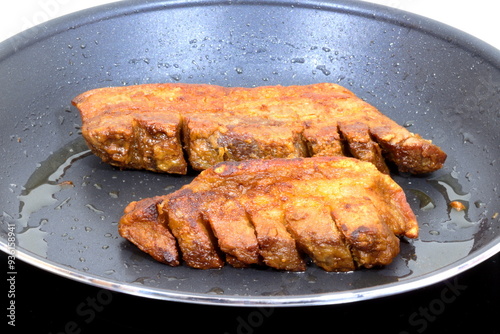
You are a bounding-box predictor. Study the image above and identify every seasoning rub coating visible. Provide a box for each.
[118,156,419,272]
[73,83,446,175]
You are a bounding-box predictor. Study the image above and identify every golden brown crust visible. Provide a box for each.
[73,83,446,175]
[118,156,419,271]
[160,190,224,269]
[118,196,179,266]
[284,198,355,271]
[242,196,307,271]
[202,197,261,266]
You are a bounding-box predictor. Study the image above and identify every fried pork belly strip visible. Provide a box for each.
[118,156,418,272]
[73,83,446,175]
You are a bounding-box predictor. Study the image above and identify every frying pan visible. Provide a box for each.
[0,0,499,306]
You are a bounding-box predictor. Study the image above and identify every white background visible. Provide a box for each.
[0,0,499,50]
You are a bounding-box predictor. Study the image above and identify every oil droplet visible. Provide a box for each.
[85,204,104,214]
[409,189,436,211]
[306,274,317,283]
[132,277,148,284]
[54,197,71,210]
[474,200,486,208]
[108,191,119,199]
[461,131,475,144]
[164,185,176,192]
[207,287,224,295]
[404,120,415,128]
[316,65,331,76]
[170,74,182,81]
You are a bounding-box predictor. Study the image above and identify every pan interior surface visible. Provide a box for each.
[0,0,499,306]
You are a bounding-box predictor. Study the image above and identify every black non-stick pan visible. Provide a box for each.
[1,0,499,306]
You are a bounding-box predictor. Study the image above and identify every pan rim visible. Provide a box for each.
[1,237,498,306]
[1,0,499,63]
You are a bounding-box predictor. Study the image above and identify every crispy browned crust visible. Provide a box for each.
[73,83,446,175]
[118,196,179,266]
[118,156,418,271]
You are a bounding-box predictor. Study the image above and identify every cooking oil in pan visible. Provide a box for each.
[15,138,91,257]
[409,189,436,212]
[427,170,476,231]
[408,170,477,232]
[397,169,483,277]
[14,134,485,279]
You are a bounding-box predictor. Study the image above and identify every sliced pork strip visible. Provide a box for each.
[369,122,447,174]
[160,189,224,269]
[329,196,400,268]
[221,119,307,161]
[201,197,261,266]
[243,194,306,271]
[284,198,355,272]
[338,121,390,174]
[302,122,345,158]
[133,112,187,174]
[182,114,226,171]
[118,196,180,266]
